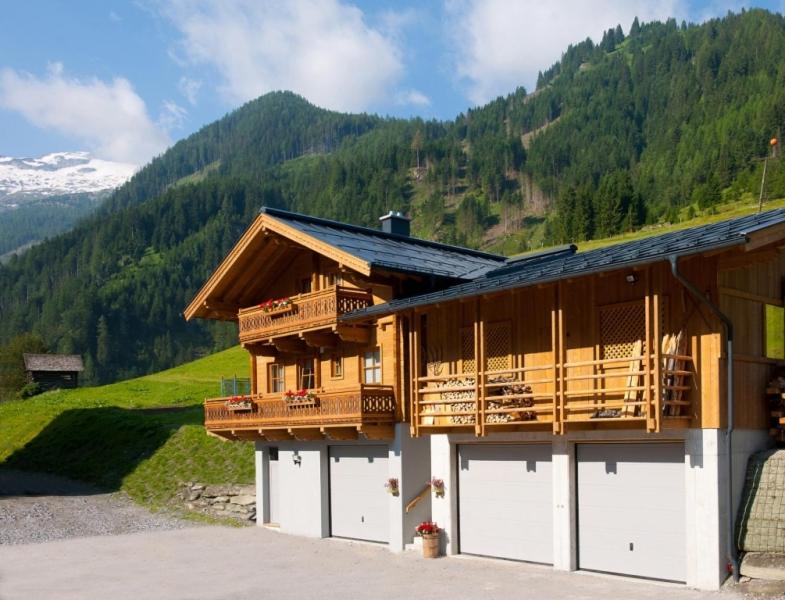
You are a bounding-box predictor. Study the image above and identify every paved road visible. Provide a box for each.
[0,525,736,600]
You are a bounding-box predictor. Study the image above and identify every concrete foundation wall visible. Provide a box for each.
[427,428,770,591]
[253,426,430,548]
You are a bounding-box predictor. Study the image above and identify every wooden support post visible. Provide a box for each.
[412,312,421,438]
[644,268,654,431]
[473,297,482,436]
[249,346,258,396]
[551,285,560,434]
[653,288,662,432]
[557,282,566,433]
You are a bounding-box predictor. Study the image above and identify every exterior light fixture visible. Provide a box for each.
[293,451,302,466]
[625,273,639,284]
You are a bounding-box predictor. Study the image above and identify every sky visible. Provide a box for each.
[1,0,783,166]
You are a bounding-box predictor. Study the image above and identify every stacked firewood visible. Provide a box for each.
[434,377,476,425]
[486,376,536,423]
[432,376,537,425]
[766,374,785,444]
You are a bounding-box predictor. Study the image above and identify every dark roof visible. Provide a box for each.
[23,354,84,373]
[344,208,785,320]
[261,207,505,280]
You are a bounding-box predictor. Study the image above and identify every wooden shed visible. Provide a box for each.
[23,353,84,391]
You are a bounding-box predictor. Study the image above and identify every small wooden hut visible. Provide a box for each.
[23,353,83,391]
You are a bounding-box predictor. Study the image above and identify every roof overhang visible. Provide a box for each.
[184,212,372,322]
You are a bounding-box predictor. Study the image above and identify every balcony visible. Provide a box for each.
[237,286,373,344]
[412,349,694,436]
[204,385,397,441]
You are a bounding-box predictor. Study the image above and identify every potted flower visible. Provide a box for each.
[283,389,317,406]
[415,521,441,558]
[225,395,253,411]
[258,297,293,314]
[430,476,445,498]
[384,477,399,496]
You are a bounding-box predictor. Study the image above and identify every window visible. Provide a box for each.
[269,364,285,393]
[326,272,342,287]
[765,304,785,359]
[299,278,312,294]
[330,355,343,378]
[297,358,316,390]
[363,348,382,384]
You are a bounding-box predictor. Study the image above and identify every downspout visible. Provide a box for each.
[668,255,739,582]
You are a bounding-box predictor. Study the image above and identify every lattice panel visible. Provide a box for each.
[461,327,476,374]
[484,321,512,372]
[599,302,646,359]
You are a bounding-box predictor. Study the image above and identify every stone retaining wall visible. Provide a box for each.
[179,482,256,523]
[738,449,785,553]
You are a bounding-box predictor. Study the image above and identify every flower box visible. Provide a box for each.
[225,397,253,411]
[283,389,318,408]
[258,298,294,315]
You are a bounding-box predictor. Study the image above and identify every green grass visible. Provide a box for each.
[0,346,254,510]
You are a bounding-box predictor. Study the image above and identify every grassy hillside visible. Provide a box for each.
[0,346,253,510]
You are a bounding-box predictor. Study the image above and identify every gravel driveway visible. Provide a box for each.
[0,469,189,545]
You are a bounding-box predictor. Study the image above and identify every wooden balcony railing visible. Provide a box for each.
[204,385,396,440]
[237,286,373,343]
[412,349,693,435]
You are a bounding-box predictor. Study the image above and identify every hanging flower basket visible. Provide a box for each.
[258,298,294,315]
[283,389,317,407]
[225,396,253,411]
[384,477,399,496]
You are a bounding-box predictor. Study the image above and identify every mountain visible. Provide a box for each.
[0,152,137,259]
[0,151,135,208]
[1,9,784,384]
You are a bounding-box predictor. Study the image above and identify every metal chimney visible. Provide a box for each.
[379,211,411,236]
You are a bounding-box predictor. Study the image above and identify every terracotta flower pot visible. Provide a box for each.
[421,532,440,558]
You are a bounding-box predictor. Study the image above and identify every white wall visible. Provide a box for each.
[388,424,431,552]
[253,427,432,547]
[426,428,770,591]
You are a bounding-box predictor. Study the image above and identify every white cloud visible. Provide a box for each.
[447,0,686,106]
[396,89,431,107]
[178,76,201,105]
[162,0,405,112]
[159,100,188,131]
[0,63,169,164]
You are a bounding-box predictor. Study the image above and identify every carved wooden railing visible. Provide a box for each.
[204,385,396,431]
[237,286,373,343]
[412,346,694,435]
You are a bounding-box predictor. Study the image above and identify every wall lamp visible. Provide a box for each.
[292,451,302,467]
[625,273,639,284]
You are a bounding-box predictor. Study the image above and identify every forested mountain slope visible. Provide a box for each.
[2,9,785,384]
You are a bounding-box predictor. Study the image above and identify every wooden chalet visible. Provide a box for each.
[23,353,83,391]
[186,206,785,590]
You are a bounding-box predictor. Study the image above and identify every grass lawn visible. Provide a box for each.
[0,346,254,510]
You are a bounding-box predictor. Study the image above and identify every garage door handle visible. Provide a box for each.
[361,516,365,523]
[629,542,633,551]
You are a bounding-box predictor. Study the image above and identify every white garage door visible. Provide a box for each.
[458,444,553,563]
[577,443,686,582]
[329,445,389,543]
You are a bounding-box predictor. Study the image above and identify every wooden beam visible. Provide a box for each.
[301,331,338,348]
[361,424,395,440]
[261,429,293,441]
[203,299,240,314]
[745,222,785,252]
[231,429,264,441]
[335,325,370,344]
[272,337,308,354]
[289,427,323,441]
[322,426,359,441]
[719,286,783,307]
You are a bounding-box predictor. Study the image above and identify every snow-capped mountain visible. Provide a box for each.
[0,151,136,209]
